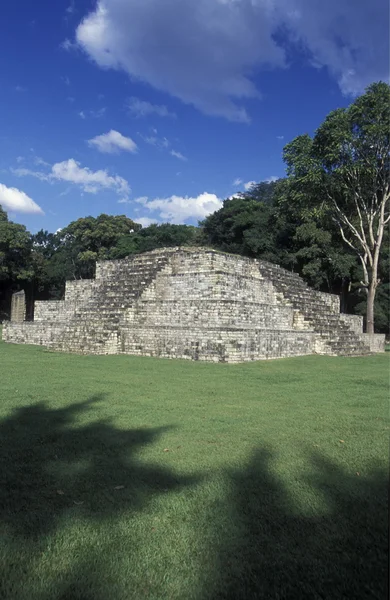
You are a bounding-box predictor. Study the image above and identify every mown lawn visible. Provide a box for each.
[0,337,388,600]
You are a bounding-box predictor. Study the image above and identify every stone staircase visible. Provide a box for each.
[257,261,372,356]
[54,253,170,353]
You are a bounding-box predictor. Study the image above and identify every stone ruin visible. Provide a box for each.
[10,290,26,323]
[2,247,385,362]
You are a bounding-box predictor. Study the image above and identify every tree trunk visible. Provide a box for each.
[366,283,376,334]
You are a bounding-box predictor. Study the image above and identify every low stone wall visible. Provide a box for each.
[120,325,316,362]
[2,321,66,346]
[360,333,386,353]
[339,313,364,335]
[34,301,72,322]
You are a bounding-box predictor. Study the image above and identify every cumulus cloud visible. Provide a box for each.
[75,0,274,122]
[170,150,187,161]
[72,0,387,121]
[277,0,389,95]
[0,183,43,214]
[137,192,222,224]
[127,97,176,118]
[264,176,279,183]
[88,130,138,154]
[233,178,243,186]
[13,159,130,201]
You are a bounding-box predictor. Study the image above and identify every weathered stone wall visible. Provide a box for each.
[361,333,386,353]
[64,279,99,302]
[2,247,383,360]
[119,326,316,362]
[3,321,65,347]
[339,313,364,334]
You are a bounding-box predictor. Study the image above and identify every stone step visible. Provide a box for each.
[261,261,371,355]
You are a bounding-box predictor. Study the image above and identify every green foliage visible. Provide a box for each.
[282,82,390,331]
[57,214,141,279]
[200,189,277,259]
[110,223,200,259]
[0,209,33,283]
[0,206,34,318]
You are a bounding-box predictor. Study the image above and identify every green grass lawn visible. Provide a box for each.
[0,337,388,600]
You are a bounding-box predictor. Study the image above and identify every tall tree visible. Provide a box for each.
[56,214,141,279]
[284,82,390,333]
[200,186,276,259]
[0,205,33,318]
[110,223,200,259]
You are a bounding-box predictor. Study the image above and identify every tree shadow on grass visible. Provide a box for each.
[0,394,198,598]
[206,448,388,600]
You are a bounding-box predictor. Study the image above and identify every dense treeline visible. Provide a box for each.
[0,82,388,333]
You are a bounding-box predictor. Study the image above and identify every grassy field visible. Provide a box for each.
[0,337,388,600]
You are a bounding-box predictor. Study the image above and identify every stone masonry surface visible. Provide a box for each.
[10,290,26,323]
[2,247,385,362]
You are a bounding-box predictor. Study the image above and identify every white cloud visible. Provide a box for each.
[12,167,50,182]
[170,150,187,161]
[136,217,158,228]
[72,0,387,121]
[78,107,106,119]
[233,178,242,186]
[60,38,77,51]
[137,192,222,224]
[276,135,284,140]
[66,1,76,15]
[51,159,129,198]
[0,183,43,214]
[127,97,176,118]
[276,0,388,96]
[244,180,256,190]
[88,130,138,154]
[264,176,279,183]
[34,156,50,167]
[16,156,24,163]
[139,133,170,149]
[13,159,130,201]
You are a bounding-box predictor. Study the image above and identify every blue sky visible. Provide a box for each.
[0,0,388,233]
